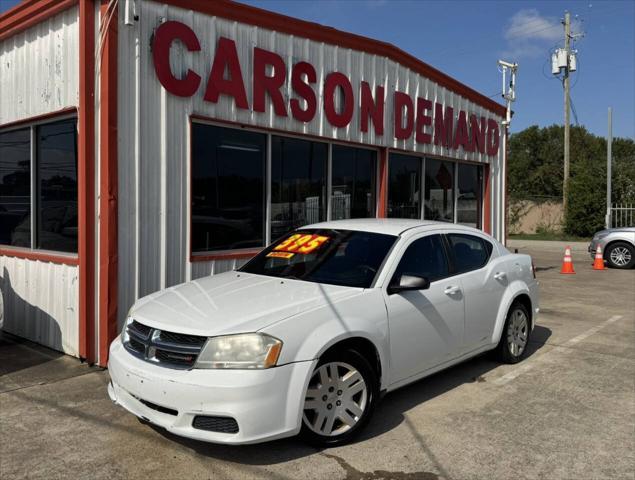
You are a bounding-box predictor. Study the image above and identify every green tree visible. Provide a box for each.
[508,125,635,236]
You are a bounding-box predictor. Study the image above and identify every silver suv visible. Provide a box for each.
[589,227,635,269]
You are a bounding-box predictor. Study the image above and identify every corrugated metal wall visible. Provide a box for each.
[0,7,80,355]
[116,1,504,329]
[0,257,79,356]
[0,6,79,124]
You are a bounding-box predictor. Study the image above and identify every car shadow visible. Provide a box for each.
[149,325,552,465]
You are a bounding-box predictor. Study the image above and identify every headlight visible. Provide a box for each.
[595,231,609,239]
[195,333,282,369]
[120,314,133,343]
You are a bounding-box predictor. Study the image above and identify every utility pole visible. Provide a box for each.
[606,107,613,228]
[563,11,571,216]
[497,59,518,244]
[552,12,581,216]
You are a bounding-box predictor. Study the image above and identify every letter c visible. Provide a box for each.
[152,21,201,97]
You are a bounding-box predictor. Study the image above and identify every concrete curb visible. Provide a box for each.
[507,239,590,254]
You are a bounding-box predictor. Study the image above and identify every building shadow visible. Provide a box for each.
[0,266,63,376]
[149,325,552,465]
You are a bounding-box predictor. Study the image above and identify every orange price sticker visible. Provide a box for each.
[274,234,330,255]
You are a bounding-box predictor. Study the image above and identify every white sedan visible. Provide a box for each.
[108,219,539,446]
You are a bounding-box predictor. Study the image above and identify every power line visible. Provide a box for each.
[424,4,630,62]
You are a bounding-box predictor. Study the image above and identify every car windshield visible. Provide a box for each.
[239,229,397,288]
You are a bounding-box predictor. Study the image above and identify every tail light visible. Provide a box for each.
[531,260,536,279]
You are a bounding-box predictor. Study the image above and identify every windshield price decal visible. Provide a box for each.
[266,251,295,259]
[273,234,330,255]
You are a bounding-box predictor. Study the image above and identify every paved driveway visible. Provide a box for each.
[1,241,633,480]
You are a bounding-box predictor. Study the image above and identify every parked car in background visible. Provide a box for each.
[589,227,635,269]
[108,219,539,446]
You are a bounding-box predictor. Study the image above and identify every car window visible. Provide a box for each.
[447,233,491,273]
[393,234,449,282]
[240,229,397,288]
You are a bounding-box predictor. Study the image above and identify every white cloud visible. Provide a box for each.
[502,9,562,59]
[505,9,562,41]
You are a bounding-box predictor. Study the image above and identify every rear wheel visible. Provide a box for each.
[605,242,634,269]
[496,302,531,364]
[300,349,377,447]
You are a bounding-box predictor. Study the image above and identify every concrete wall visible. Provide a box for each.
[508,200,564,234]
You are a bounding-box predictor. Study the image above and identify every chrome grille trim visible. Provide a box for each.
[123,320,207,370]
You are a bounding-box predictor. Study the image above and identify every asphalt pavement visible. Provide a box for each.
[1,240,633,480]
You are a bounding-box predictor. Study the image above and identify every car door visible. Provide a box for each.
[383,233,465,385]
[445,233,506,350]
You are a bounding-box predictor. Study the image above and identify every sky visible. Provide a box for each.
[1,0,633,139]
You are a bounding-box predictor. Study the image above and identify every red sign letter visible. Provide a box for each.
[360,81,384,135]
[470,114,486,154]
[152,21,201,97]
[486,119,500,156]
[204,37,249,109]
[434,103,454,148]
[253,47,288,117]
[415,97,432,144]
[453,110,474,152]
[394,92,414,140]
[324,72,354,128]
[290,62,317,123]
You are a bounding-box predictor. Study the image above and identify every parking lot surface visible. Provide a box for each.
[1,241,634,480]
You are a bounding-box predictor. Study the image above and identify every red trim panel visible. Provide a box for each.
[0,248,79,266]
[377,148,388,218]
[483,163,492,235]
[0,107,78,130]
[191,249,262,263]
[0,0,77,41]
[98,0,119,367]
[78,0,95,363]
[161,0,505,117]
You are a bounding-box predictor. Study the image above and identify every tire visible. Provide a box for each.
[605,242,635,269]
[496,302,531,364]
[300,349,378,447]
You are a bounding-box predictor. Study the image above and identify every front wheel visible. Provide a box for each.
[496,302,531,364]
[300,349,378,447]
[605,242,634,269]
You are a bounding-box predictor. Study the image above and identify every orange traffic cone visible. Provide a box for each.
[560,246,576,274]
[593,245,606,270]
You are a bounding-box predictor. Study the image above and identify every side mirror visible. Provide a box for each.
[388,274,430,295]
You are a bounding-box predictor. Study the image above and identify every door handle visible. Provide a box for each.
[444,285,461,295]
[494,272,507,280]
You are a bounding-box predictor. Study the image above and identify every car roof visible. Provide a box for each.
[301,218,484,236]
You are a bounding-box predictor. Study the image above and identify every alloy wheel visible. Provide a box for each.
[609,247,631,267]
[303,361,368,437]
[507,309,528,357]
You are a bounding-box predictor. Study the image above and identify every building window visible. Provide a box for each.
[191,123,266,253]
[457,164,483,228]
[271,136,327,240]
[424,158,454,223]
[331,145,376,220]
[387,153,421,219]
[0,128,30,247]
[0,118,78,253]
[37,120,78,252]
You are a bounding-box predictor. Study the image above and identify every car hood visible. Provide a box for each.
[129,271,363,337]
[596,227,635,236]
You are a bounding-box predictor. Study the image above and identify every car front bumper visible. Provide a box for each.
[107,336,316,444]
[588,237,607,259]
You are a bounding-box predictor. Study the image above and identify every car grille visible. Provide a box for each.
[192,415,239,434]
[123,320,207,369]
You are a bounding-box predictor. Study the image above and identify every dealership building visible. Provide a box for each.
[0,0,508,366]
